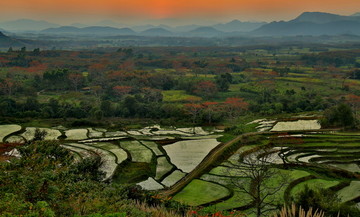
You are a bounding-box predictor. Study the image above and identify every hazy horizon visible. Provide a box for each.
[0,0,359,26]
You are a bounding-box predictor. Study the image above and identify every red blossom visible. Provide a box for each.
[112,85,132,96]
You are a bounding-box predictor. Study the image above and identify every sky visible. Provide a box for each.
[0,0,359,25]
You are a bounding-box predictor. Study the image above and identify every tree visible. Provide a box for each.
[119,60,135,71]
[141,88,163,103]
[112,85,132,98]
[31,128,48,142]
[148,73,175,90]
[223,97,249,119]
[202,101,220,124]
[0,78,17,96]
[257,80,276,103]
[68,73,83,91]
[123,95,138,117]
[345,94,360,118]
[228,150,289,217]
[215,73,233,92]
[32,48,41,56]
[193,81,218,99]
[43,69,69,91]
[322,103,355,128]
[100,100,113,117]
[89,85,103,105]
[184,103,204,125]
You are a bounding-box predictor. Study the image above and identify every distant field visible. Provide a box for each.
[162,90,198,102]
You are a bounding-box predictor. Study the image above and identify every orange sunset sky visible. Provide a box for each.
[0,0,359,25]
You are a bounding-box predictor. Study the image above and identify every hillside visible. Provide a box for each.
[0,19,60,32]
[0,31,23,47]
[252,12,360,36]
[141,28,173,36]
[213,20,266,32]
[293,12,360,24]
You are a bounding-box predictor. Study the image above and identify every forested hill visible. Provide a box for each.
[0,31,23,47]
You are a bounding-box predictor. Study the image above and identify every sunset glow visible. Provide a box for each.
[0,0,359,24]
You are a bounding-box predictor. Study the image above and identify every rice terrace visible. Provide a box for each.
[2,1,360,216]
[1,116,360,216]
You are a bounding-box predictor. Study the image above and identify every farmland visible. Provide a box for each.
[1,44,360,216]
[2,118,360,216]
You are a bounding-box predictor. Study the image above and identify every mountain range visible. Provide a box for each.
[41,26,136,35]
[252,12,360,36]
[0,19,60,32]
[0,19,265,35]
[1,12,360,37]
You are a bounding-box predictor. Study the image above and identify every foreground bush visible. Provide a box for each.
[0,140,188,216]
[273,204,324,217]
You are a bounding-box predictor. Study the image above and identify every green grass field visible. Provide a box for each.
[162,90,198,102]
[290,179,340,197]
[172,179,231,206]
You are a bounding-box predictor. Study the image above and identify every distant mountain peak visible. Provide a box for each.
[213,20,266,32]
[352,12,360,16]
[141,27,173,36]
[227,19,242,24]
[293,12,343,23]
[0,19,60,32]
[293,11,360,24]
[252,12,360,36]
[187,26,223,37]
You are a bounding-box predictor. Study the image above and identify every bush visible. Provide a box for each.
[321,104,355,128]
[291,186,360,217]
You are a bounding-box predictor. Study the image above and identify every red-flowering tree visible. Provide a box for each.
[193,81,218,99]
[141,88,163,103]
[202,101,220,124]
[119,60,135,71]
[223,97,249,119]
[345,94,360,117]
[0,78,17,96]
[184,103,204,124]
[112,85,132,98]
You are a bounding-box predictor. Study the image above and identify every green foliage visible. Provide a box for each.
[0,194,55,217]
[70,155,105,181]
[321,103,355,128]
[292,186,360,217]
[84,213,126,217]
[0,140,158,216]
[301,52,357,67]
[31,128,48,142]
[215,73,233,92]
